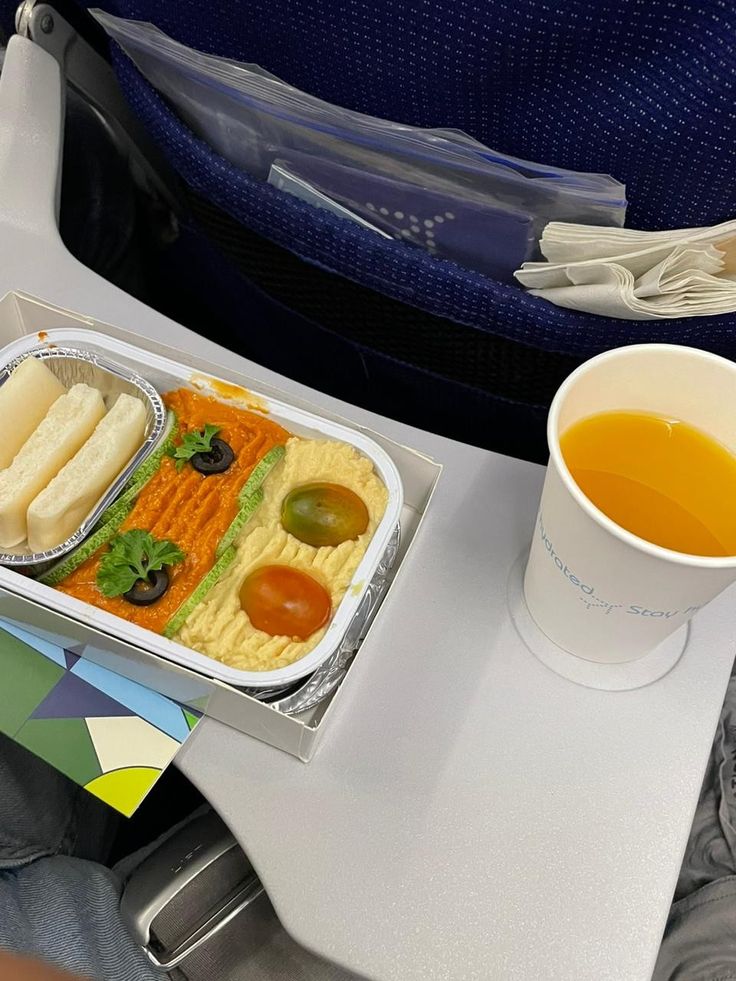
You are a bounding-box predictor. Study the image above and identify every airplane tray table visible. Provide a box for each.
[0,34,734,981]
[177,433,735,981]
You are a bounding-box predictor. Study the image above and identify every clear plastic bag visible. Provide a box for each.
[92,10,627,274]
[270,153,536,280]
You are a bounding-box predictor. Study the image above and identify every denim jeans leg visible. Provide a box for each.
[0,734,117,870]
[0,735,160,980]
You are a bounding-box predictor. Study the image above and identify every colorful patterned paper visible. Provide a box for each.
[0,618,205,817]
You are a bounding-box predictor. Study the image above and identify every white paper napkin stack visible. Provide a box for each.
[514,220,736,319]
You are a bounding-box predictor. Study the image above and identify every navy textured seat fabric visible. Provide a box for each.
[91,0,736,234]
[71,2,736,456]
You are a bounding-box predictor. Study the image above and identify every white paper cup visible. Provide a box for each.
[523,344,736,663]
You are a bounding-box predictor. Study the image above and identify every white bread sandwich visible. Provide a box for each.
[0,383,105,547]
[27,392,146,552]
[0,357,66,469]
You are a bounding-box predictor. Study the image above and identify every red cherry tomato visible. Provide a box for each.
[239,565,331,639]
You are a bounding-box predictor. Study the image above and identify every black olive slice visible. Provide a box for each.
[191,437,235,475]
[123,568,170,606]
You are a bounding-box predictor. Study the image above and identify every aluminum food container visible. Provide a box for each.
[0,346,166,567]
[0,329,404,690]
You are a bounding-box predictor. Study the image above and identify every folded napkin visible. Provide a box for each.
[514,220,736,319]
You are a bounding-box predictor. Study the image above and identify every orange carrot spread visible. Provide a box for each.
[58,388,289,632]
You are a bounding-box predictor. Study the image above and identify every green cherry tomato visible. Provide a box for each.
[281,482,369,547]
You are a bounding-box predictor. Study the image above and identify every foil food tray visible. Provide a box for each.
[0,346,166,568]
[0,329,404,691]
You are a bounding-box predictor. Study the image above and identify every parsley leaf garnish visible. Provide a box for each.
[97,529,185,598]
[169,423,221,471]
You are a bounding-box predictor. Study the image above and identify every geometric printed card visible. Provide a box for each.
[0,618,205,817]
